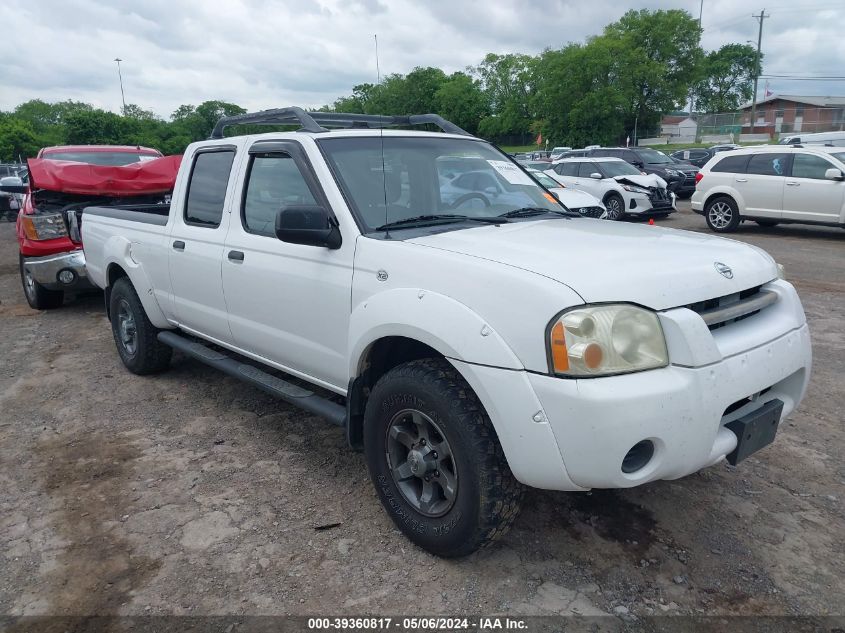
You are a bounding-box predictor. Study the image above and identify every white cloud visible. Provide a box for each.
[0,0,841,118]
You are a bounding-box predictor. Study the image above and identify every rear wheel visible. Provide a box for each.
[19,254,63,310]
[109,277,172,374]
[705,196,740,233]
[604,193,626,220]
[363,358,523,557]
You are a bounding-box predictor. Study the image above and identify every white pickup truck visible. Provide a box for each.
[83,108,812,557]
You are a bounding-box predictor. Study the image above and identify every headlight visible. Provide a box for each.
[547,305,669,377]
[621,184,649,193]
[664,169,680,177]
[20,213,68,240]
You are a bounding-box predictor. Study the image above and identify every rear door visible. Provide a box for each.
[221,140,355,391]
[168,145,240,344]
[782,152,845,222]
[738,153,791,219]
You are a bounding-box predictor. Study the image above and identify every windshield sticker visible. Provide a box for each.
[486,160,535,185]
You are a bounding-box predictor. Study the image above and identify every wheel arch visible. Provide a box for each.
[101,241,169,329]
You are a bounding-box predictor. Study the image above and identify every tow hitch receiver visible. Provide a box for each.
[726,398,784,465]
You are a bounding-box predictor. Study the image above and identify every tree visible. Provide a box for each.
[0,118,40,162]
[64,109,128,144]
[435,72,489,134]
[474,53,535,141]
[694,44,759,112]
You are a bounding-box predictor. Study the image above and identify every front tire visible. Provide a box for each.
[705,196,741,232]
[604,193,626,220]
[19,254,64,310]
[363,358,523,557]
[109,277,172,375]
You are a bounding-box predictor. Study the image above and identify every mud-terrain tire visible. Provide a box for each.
[109,277,172,375]
[363,358,523,557]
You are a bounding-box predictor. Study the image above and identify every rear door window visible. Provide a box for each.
[184,150,236,228]
[711,154,751,174]
[559,162,579,177]
[791,153,835,179]
[746,153,790,176]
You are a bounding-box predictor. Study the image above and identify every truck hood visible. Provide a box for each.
[550,187,603,209]
[409,220,778,310]
[27,155,182,196]
[614,173,667,189]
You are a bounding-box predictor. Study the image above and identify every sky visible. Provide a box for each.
[0,0,842,118]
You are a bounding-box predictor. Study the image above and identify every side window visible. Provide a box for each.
[792,153,834,180]
[747,153,790,176]
[578,162,596,178]
[560,162,579,177]
[711,154,751,174]
[243,154,318,237]
[184,150,236,228]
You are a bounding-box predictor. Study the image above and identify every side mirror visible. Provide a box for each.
[275,205,341,249]
[590,172,603,179]
[633,161,644,169]
[824,168,844,181]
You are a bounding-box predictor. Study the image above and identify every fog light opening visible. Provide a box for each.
[621,440,655,474]
[57,269,76,285]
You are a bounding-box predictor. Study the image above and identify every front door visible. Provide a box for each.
[782,153,845,223]
[221,140,355,391]
[168,146,239,344]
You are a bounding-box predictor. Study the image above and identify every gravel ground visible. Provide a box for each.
[0,204,843,624]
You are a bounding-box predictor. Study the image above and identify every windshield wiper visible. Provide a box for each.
[498,207,580,219]
[375,214,507,231]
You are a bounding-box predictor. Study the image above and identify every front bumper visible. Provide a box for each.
[452,282,811,491]
[22,250,93,291]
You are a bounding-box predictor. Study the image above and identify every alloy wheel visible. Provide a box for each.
[708,201,733,229]
[116,299,138,356]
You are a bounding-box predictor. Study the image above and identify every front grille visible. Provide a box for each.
[648,187,673,209]
[571,206,606,218]
[685,285,777,330]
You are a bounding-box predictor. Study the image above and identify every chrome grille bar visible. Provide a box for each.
[697,289,777,327]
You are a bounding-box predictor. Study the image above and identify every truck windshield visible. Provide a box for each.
[42,151,161,166]
[318,136,561,232]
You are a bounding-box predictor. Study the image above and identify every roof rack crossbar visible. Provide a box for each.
[210,109,470,139]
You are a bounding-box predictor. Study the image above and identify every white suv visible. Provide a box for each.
[692,146,845,232]
[546,157,675,220]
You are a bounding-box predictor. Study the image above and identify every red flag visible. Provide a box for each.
[536,133,543,146]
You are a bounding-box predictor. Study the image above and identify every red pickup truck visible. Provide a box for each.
[10,145,180,309]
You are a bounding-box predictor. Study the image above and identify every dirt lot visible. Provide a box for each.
[1,205,843,625]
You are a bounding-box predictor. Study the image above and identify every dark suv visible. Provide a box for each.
[585,148,699,198]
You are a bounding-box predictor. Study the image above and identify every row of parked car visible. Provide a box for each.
[0,110,814,558]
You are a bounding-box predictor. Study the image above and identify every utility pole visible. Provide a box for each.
[689,0,704,121]
[749,10,768,134]
[114,58,126,114]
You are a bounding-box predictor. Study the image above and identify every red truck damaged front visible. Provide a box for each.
[9,146,181,309]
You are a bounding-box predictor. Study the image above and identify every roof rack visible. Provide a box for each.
[210,107,470,139]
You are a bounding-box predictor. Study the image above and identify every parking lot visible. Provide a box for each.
[0,202,843,620]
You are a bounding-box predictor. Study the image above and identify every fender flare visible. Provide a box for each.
[102,235,170,329]
[348,287,523,379]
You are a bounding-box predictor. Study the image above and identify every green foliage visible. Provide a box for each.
[694,44,759,113]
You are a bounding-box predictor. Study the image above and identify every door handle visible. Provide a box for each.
[172,240,185,251]
[785,181,799,186]
[227,250,245,262]
[735,178,748,183]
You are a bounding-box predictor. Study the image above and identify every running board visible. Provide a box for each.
[157,330,346,426]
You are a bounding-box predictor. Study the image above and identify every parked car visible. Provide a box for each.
[559,149,589,159]
[527,169,607,218]
[692,145,845,232]
[546,157,675,220]
[0,175,24,221]
[82,108,810,557]
[2,145,180,309]
[583,147,699,198]
[549,146,572,160]
[670,148,714,168]
[778,131,845,147]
